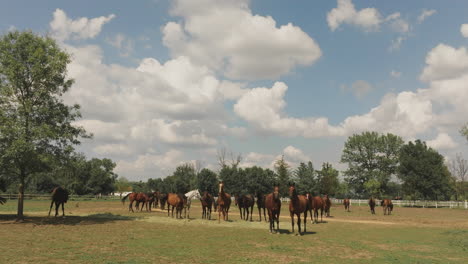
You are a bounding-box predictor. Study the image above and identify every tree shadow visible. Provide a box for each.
[0,213,137,226]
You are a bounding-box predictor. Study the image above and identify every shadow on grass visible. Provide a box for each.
[0,212,137,226]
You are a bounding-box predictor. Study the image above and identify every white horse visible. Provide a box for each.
[185,190,201,219]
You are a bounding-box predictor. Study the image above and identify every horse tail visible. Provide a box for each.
[121,193,131,204]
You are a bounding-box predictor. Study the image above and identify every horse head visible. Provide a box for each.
[218,181,224,194]
[273,185,280,200]
[288,183,297,199]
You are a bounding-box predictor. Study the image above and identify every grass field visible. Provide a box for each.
[1,199,467,264]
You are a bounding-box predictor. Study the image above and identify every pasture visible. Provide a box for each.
[0,199,467,264]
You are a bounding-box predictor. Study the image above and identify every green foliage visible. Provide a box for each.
[274,156,290,197]
[197,168,218,196]
[244,166,275,195]
[115,177,132,194]
[398,140,454,200]
[341,131,403,198]
[219,165,245,195]
[461,124,468,142]
[317,162,340,196]
[293,161,317,195]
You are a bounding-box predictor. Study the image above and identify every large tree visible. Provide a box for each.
[274,155,290,197]
[447,153,467,200]
[0,31,88,220]
[341,132,403,197]
[317,162,340,196]
[294,161,317,195]
[398,140,454,200]
[196,168,218,196]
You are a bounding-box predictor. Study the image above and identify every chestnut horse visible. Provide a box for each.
[265,186,281,233]
[323,194,332,217]
[381,199,393,215]
[217,181,231,223]
[135,192,152,211]
[256,193,267,222]
[48,187,69,217]
[200,191,214,220]
[343,198,350,212]
[288,183,308,235]
[235,194,255,221]
[167,193,185,218]
[368,197,376,214]
[308,194,324,223]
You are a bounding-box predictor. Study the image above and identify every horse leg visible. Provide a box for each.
[290,212,295,234]
[61,202,65,217]
[48,200,54,217]
[264,208,267,222]
[167,204,170,216]
[55,201,59,217]
[172,206,175,218]
[297,213,302,236]
[303,211,307,233]
[276,211,280,232]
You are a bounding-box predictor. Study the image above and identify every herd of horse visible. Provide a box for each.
[41,182,394,236]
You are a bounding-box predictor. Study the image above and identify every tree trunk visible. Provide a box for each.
[16,173,25,221]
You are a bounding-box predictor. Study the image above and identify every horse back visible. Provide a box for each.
[265,193,280,211]
[312,196,323,210]
[289,195,308,213]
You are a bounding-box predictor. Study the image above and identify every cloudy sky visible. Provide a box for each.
[2,0,468,180]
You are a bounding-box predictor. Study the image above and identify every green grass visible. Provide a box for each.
[0,200,467,263]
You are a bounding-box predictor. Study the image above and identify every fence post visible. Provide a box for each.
[450,201,453,209]
[358,199,361,206]
[435,201,438,208]
[465,200,467,209]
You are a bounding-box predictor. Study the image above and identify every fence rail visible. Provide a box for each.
[330,198,468,209]
[0,193,120,201]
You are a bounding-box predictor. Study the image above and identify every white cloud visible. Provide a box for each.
[390,70,402,78]
[107,33,133,57]
[389,17,410,33]
[162,0,321,80]
[327,0,382,32]
[389,36,405,52]
[342,80,373,99]
[417,9,436,23]
[420,44,468,82]
[426,133,457,150]
[461,24,468,38]
[241,146,311,169]
[50,9,115,42]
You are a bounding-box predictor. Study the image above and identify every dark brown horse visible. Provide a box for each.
[158,193,168,210]
[265,186,281,233]
[152,191,160,209]
[343,198,350,212]
[200,191,213,220]
[135,192,152,211]
[167,193,185,218]
[235,194,255,221]
[381,199,393,215]
[48,187,69,217]
[309,194,324,223]
[217,181,231,223]
[369,197,376,214]
[288,183,308,235]
[323,194,332,217]
[256,193,267,222]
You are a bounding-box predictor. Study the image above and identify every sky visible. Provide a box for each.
[1,0,468,180]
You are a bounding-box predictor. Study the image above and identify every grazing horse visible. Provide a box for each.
[265,186,281,233]
[235,194,255,221]
[309,194,324,223]
[185,190,202,219]
[288,183,308,235]
[343,198,350,212]
[200,191,214,220]
[256,193,267,222]
[323,194,332,217]
[48,187,69,217]
[381,199,393,215]
[368,197,376,214]
[167,193,185,218]
[217,181,231,223]
[135,192,152,211]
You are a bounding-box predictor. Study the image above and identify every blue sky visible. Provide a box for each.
[2,0,468,180]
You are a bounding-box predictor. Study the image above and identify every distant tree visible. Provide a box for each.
[447,153,468,200]
[341,132,403,198]
[115,177,132,195]
[294,162,317,195]
[0,31,89,220]
[244,166,275,195]
[274,156,290,197]
[219,165,245,195]
[170,163,197,194]
[147,178,163,192]
[317,162,340,196]
[197,168,218,196]
[461,124,468,142]
[398,140,454,200]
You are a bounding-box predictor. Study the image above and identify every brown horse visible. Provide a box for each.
[135,192,152,211]
[217,181,231,223]
[368,197,376,214]
[167,193,185,218]
[323,194,332,217]
[48,187,69,217]
[200,191,213,220]
[309,194,324,223]
[235,194,255,221]
[288,183,308,235]
[152,191,160,209]
[158,193,168,210]
[256,193,267,222]
[381,199,393,215]
[265,186,281,233]
[343,198,350,212]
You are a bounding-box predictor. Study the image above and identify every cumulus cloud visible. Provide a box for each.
[241,146,311,169]
[417,9,436,23]
[50,9,115,41]
[107,33,133,57]
[327,0,382,31]
[461,24,468,38]
[426,133,457,150]
[420,44,468,82]
[162,0,321,80]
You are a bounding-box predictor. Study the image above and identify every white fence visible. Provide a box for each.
[331,198,468,209]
